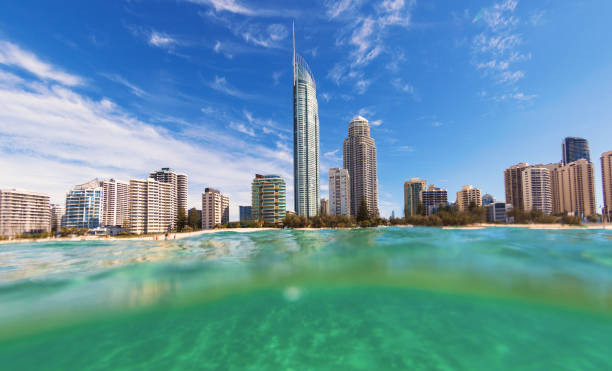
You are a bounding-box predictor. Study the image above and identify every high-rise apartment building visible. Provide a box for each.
[49,203,64,232]
[602,150,612,221]
[102,179,129,227]
[504,163,530,209]
[252,174,287,225]
[404,178,426,217]
[126,178,175,235]
[292,25,320,218]
[328,168,350,216]
[551,159,596,217]
[63,179,103,229]
[343,116,378,217]
[201,188,229,229]
[239,206,252,222]
[456,185,482,212]
[562,137,590,165]
[522,167,553,215]
[420,185,448,216]
[0,189,50,237]
[149,168,186,226]
[320,198,329,216]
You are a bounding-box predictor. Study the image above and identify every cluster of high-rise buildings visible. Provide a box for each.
[505,137,610,220]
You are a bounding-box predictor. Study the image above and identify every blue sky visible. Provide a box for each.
[1,0,611,218]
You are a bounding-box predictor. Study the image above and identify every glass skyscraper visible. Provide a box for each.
[562,137,590,165]
[292,24,320,217]
[63,179,103,229]
[251,174,286,225]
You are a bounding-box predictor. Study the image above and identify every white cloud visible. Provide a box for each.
[149,31,177,48]
[325,0,357,18]
[498,70,524,84]
[370,119,383,126]
[358,107,375,117]
[320,92,331,102]
[396,145,415,152]
[0,41,83,86]
[391,78,419,101]
[189,0,255,15]
[432,121,443,127]
[355,79,370,94]
[0,42,294,220]
[209,75,253,99]
[100,73,147,97]
[229,121,255,136]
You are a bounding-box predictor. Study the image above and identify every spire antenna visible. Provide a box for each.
[292,21,296,83]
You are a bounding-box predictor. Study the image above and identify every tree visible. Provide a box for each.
[187,208,201,230]
[357,198,370,222]
[176,207,187,232]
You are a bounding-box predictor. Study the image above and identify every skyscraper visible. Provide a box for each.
[126,178,175,235]
[562,137,590,165]
[102,179,129,227]
[49,203,64,232]
[239,206,252,222]
[320,198,329,216]
[504,163,530,209]
[343,116,378,217]
[551,159,596,217]
[201,188,229,229]
[0,189,50,237]
[149,168,186,226]
[602,150,612,221]
[456,185,482,211]
[522,167,553,215]
[404,178,426,217]
[292,24,320,218]
[420,185,448,216]
[328,168,350,216]
[252,174,287,225]
[63,179,103,229]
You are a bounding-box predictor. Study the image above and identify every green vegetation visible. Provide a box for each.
[389,204,486,227]
[59,228,89,237]
[176,207,187,232]
[507,209,582,225]
[283,213,387,228]
[187,208,201,230]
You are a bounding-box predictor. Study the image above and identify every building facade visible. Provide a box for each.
[481,194,495,206]
[456,185,482,212]
[602,150,612,221]
[149,168,185,226]
[252,174,287,225]
[293,26,320,218]
[522,167,553,215]
[126,178,175,235]
[343,116,378,217]
[320,198,329,216]
[485,202,512,223]
[551,159,596,217]
[562,137,590,165]
[328,168,350,216]
[420,185,448,216]
[102,179,129,227]
[201,188,229,229]
[49,203,64,232]
[404,178,426,217]
[504,163,530,210]
[239,206,252,222]
[0,189,50,237]
[63,179,103,229]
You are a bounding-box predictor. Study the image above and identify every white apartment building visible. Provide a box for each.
[49,203,64,232]
[0,189,50,237]
[102,179,129,227]
[522,167,553,215]
[202,188,229,229]
[456,185,482,211]
[127,178,175,235]
[328,168,351,216]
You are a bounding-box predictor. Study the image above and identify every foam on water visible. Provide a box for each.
[1,227,611,370]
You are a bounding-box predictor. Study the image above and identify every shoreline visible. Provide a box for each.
[1,223,610,245]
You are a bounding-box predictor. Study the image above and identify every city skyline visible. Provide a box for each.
[1,1,612,219]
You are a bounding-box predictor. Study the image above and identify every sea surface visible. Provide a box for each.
[0,227,611,370]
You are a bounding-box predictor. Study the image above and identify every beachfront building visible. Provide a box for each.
[320,198,329,216]
[420,185,448,216]
[328,168,350,216]
[126,178,175,235]
[49,204,64,232]
[239,206,252,222]
[551,159,596,217]
[485,202,512,223]
[252,174,286,225]
[293,25,320,218]
[456,185,482,212]
[404,178,426,217]
[562,137,590,165]
[522,167,553,215]
[504,163,530,210]
[149,168,187,226]
[201,188,229,229]
[63,179,103,229]
[602,150,612,221]
[343,116,379,217]
[0,189,50,237]
[102,179,129,227]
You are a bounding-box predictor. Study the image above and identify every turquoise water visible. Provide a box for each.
[1,227,611,370]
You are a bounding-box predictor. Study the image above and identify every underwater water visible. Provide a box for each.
[0,227,611,370]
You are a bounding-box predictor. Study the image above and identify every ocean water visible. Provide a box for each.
[0,227,611,370]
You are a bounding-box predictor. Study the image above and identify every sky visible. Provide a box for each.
[1,0,611,219]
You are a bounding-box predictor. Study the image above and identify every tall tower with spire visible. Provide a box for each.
[292,23,320,217]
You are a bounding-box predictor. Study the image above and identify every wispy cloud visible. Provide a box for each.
[208,75,253,99]
[100,73,147,97]
[325,0,358,18]
[0,41,83,86]
[370,119,383,126]
[149,31,177,48]
[391,78,420,101]
[229,121,255,136]
[355,79,370,94]
[190,0,256,15]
